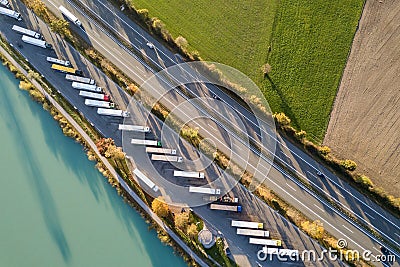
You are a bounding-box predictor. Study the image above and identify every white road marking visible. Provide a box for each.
[395,232,400,238]
[365,212,375,220]
[286,183,297,192]
[314,204,325,213]
[207,123,217,131]
[335,190,345,199]
[342,224,353,233]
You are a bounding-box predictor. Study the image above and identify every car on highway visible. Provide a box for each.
[316,170,325,177]
[146,42,154,49]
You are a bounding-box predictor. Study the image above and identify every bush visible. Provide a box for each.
[187,223,198,240]
[340,159,357,171]
[355,174,373,189]
[318,146,331,156]
[274,112,291,126]
[295,130,307,141]
[174,212,189,231]
[175,36,188,50]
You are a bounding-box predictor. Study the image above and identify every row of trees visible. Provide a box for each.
[151,197,199,240]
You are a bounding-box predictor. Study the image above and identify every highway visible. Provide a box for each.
[2,0,399,266]
[41,0,400,259]
[68,1,400,254]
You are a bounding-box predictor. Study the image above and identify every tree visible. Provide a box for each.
[295,130,307,141]
[27,0,49,21]
[174,212,189,231]
[137,9,149,22]
[50,19,71,38]
[340,159,357,171]
[301,220,324,240]
[261,63,272,75]
[187,223,198,239]
[318,146,331,156]
[175,36,188,50]
[355,175,373,188]
[274,112,291,126]
[151,197,169,218]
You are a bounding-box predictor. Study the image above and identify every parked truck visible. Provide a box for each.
[146,147,176,155]
[65,74,95,85]
[210,204,242,212]
[189,186,221,195]
[79,91,110,101]
[249,238,282,247]
[118,124,150,133]
[133,168,159,192]
[173,171,204,179]
[0,0,11,8]
[46,56,70,66]
[0,7,21,20]
[71,82,102,92]
[236,228,270,237]
[97,108,129,117]
[151,154,183,163]
[12,25,41,39]
[131,139,161,147]
[52,64,82,75]
[84,99,114,108]
[231,220,263,229]
[22,35,51,48]
[59,5,81,26]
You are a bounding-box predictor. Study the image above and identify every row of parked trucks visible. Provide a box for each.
[231,220,298,256]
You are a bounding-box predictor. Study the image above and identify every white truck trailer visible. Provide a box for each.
[0,7,21,20]
[59,5,81,26]
[12,25,41,39]
[231,220,263,229]
[84,99,114,108]
[146,147,176,155]
[46,56,70,67]
[249,238,282,247]
[72,82,102,92]
[151,154,183,163]
[97,108,129,117]
[118,124,150,133]
[189,186,221,195]
[236,228,270,237]
[80,91,110,101]
[133,168,159,192]
[21,35,51,48]
[131,139,161,147]
[0,0,10,8]
[173,171,204,179]
[66,74,95,85]
[210,204,242,212]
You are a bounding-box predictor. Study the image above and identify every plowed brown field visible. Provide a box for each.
[325,0,400,197]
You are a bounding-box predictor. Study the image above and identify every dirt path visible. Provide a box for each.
[324,0,400,197]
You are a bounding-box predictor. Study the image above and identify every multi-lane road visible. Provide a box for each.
[2,0,399,266]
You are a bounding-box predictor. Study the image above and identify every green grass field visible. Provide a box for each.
[262,0,365,141]
[130,0,278,81]
[130,0,364,141]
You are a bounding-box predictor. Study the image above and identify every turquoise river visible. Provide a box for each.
[0,63,187,267]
